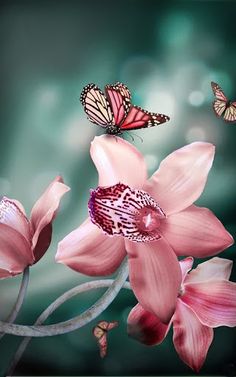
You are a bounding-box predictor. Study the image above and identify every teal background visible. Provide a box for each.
[0,0,236,375]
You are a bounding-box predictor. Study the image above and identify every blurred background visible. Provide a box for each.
[0,0,236,375]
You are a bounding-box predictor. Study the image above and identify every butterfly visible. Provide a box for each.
[80,82,170,135]
[93,320,118,358]
[211,81,236,122]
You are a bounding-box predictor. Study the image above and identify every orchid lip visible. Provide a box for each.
[88,183,166,242]
[0,198,29,224]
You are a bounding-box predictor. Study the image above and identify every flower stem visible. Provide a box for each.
[7,278,131,376]
[0,257,129,337]
[0,266,30,340]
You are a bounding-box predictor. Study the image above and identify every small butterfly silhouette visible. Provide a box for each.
[93,320,118,358]
[80,82,170,135]
[211,81,236,122]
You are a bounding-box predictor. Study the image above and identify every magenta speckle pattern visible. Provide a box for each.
[88,183,165,242]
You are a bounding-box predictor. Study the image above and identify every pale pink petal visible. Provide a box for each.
[144,142,215,215]
[182,280,236,327]
[185,257,233,284]
[89,183,164,242]
[126,237,182,323]
[179,257,194,282]
[0,269,14,279]
[30,176,70,262]
[90,135,147,189]
[159,205,233,257]
[0,223,33,278]
[127,303,170,345]
[0,197,31,242]
[173,300,214,372]
[56,218,126,276]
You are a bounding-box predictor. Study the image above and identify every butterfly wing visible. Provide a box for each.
[116,82,131,99]
[96,320,118,331]
[93,325,105,339]
[96,321,109,331]
[213,99,227,117]
[105,83,131,126]
[224,103,236,122]
[211,81,227,101]
[98,334,108,358]
[106,321,119,331]
[120,105,170,131]
[80,83,114,127]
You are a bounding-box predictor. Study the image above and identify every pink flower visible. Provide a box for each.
[0,176,70,278]
[127,257,236,372]
[56,136,233,323]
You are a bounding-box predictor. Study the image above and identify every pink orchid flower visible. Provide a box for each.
[0,176,70,278]
[127,257,236,372]
[56,136,233,323]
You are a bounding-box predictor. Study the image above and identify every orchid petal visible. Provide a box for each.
[0,223,33,278]
[90,135,147,189]
[126,237,182,323]
[127,303,170,345]
[159,205,233,257]
[185,257,233,284]
[0,197,31,242]
[173,300,214,372]
[144,142,215,215]
[179,257,194,283]
[89,183,164,242]
[56,218,126,276]
[182,280,236,327]
[30,176,70,262]
[0,268,15,279]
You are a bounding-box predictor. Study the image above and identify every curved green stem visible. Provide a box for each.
[0,266,30,340]
[0,258,128,337]
[7,279,131,376]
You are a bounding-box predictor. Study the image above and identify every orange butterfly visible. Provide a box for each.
[211,81,236,122]
[93,320,118,358]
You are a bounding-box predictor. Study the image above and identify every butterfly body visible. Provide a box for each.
[211,81,236,122]
[226,100,231,107]
[106,125,122,135]
[80,82,170,134]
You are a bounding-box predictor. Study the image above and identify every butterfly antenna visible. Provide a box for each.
[112,135,119,142]
[123,131,134,142]
[131,132,143,143]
